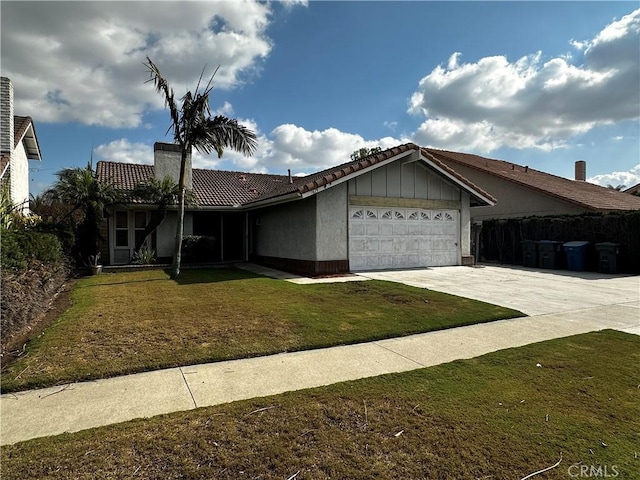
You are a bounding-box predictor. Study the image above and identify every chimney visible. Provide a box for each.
[0,77,14,155]
[575,160,586,181]
[288,169,293,184]
[153,142,192,190]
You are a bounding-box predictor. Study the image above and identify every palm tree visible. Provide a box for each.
[131,176,195,253]
[144,57,258,278]
[44,163,121,266]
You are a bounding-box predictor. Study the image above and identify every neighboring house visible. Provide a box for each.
[0,77,42,213]
[431,151,640,221]
[97,142,495,275]
[623,183,640,196]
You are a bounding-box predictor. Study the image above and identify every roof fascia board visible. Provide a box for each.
[18,121,42,161]
[419,152,495,206]
[235,191,302,210]
[300,149,418,199]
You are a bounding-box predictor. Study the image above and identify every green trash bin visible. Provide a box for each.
[595,242,620,274]
[537,241,563,269]
[521,240,538,267]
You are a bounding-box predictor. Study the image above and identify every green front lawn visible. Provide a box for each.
[2,330,638,479]
[1,268,521,392]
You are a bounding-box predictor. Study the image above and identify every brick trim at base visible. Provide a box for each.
[250,255,349,277]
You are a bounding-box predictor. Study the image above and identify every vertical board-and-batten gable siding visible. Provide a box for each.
[348,159,461,205]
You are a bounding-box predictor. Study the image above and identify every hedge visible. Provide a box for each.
[479,210,640,273]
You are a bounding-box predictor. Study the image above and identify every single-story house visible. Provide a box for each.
[0,77,42,213]
[96,142,496,275]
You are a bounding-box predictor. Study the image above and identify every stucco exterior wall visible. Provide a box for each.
[154,148,192,190]
[315,182,348,261]
[443,164,586,220]
[11,142,30,213]
[156,211,193,258]
[460,191,471,256]
[253,197,317,260]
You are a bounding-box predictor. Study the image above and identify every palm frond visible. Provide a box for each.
[144,57,181,144]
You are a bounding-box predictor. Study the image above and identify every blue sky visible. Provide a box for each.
[3,1,639,195]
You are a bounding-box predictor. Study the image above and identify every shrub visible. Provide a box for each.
[182,235,217,263]
[132,245,156,265]
[1,229,63,272]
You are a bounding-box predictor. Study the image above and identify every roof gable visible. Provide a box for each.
[13,116,41,160]
[429,149,640,212]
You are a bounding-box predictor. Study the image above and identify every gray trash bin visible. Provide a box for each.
[595,242,620,274]
[521,240,537,267]
[536,241,563,269]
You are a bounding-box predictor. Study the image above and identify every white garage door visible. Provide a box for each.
[348,206,459,271]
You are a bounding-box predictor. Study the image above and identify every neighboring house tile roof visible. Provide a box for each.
[623,182,640,195]
[427,148,640,211]
[97,143,496,208]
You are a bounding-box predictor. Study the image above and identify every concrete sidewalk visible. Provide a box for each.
[1,266,638,446]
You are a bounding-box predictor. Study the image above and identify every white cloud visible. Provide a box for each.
[93,118,407,178]
[588,164,640,188]
[408,8,640,153]
[94,139,153,165]
[1,1,305,128]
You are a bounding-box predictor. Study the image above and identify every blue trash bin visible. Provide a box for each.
[563,241,589,271]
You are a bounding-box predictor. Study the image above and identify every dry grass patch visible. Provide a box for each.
[2,330,638,479]
[1,268,521,392]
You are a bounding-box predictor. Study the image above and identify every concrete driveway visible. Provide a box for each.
[360,264,640,333]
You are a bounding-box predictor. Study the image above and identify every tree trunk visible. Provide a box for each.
[171,146,189,279]
[134,209,166,253]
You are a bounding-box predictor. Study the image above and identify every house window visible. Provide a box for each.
[115,211,128,247]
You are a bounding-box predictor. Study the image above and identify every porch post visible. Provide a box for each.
[244,212,249,261]
[220,214,224,262]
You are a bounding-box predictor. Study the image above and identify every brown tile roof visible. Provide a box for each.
[96,161,290,206]
[97,143,497,208]
[427,148,640,211]
[13,116,31,147]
